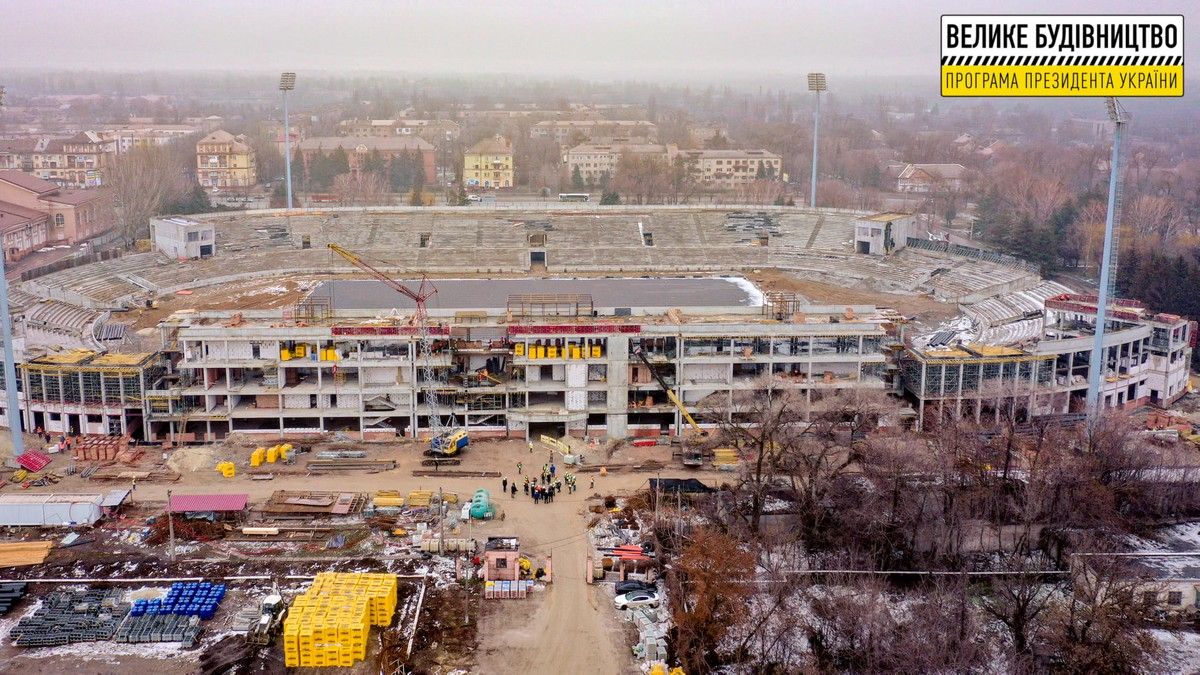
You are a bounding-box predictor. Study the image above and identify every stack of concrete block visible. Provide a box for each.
[625,606,671,662]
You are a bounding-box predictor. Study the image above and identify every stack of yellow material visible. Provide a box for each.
[406,490,433,507]
[712,448,740,467]
[215,461,236,478]
[373,491,405,508]
[250,447,266,467]
[0,541,54,568]
[283,572,399,668]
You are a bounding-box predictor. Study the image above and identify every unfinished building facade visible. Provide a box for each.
[144,279,899,443]
[6,350,165,439]
[902,293,1194,429]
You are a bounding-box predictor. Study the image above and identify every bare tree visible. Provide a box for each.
[1044,547,1164,674]
[980,553,1059,658]
[668,527,754,673]
[106,145,190,243]
[331,171,391,206]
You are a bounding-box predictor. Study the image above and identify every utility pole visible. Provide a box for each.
[807,73,827,208]
[167,489,176,562]
[1086,98,1130,419]
[0,85,23,460]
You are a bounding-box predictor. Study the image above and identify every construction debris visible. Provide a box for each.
[262,490,367,515]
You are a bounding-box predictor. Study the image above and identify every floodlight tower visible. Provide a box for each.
[0,85,24,458]
[1085,97,1130,419]
[279,72,297,209]
[807,72,827,208]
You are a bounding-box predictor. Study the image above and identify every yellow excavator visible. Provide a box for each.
[632,346,707,466]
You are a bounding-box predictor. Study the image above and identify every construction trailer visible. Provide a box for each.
[0,490,129,527]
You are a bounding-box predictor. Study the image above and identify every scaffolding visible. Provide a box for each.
[19,352,161,407]
[293,297,332,323]
[763,292,804,321]
[506,294,593,318]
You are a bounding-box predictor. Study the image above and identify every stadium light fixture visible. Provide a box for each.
[280,72,297,209]
[0,85,24,458]
[1086,98,1130,419]
[807,73,826,208]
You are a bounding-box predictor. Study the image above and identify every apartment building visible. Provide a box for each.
[0,170,114,247]
[0,201,48,263]
[895,163,967,193]
[195,130,257,189]
[563,142,675,184]
[676,149,783,189]
[337,119,460,142]
[97,123,201,153]
[901,293,1194,428]
[0,138,40,171]
[297,136,437,185]
[531,120,658,145]
[141,280,896,443]
[463,136,514,189]
[31,132,115,188]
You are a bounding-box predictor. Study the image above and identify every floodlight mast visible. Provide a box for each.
[0,85,23,458]
[807,73,827,208]
[1085,97,1130,421]
[280,72,296,209]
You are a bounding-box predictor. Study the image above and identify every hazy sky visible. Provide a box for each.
[1,0,1195,79]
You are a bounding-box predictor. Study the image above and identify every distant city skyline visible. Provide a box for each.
[2,0,1194,79]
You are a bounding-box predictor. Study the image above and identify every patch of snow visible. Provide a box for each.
[1149,628,1200,673]
[10,639,200,664]
[721,275,767,307]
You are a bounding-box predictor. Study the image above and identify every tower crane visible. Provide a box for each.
[327,244,467,455]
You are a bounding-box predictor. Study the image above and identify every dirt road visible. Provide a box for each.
[473,490,633,675]
[16,438,697,674]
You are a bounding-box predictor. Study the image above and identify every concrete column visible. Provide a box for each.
[606,336,630,439]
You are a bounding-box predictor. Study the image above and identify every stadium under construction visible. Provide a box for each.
[1,205,1192,441]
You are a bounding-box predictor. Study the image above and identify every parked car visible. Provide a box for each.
[614,590,660,610]
[615,580,656,596]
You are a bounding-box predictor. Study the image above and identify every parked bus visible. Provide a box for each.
[558,193,590,202]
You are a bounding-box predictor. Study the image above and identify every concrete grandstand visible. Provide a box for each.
[1,205,1191,438]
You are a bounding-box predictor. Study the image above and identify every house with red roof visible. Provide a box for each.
[0,170,115,248]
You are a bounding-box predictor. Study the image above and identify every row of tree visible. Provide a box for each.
[650,389,1195,672]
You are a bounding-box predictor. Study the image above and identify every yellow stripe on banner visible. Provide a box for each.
[941,65,1184,97]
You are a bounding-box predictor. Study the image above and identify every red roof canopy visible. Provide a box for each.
[169,493,249,512]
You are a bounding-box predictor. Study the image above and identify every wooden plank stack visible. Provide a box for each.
[0,541,53,568]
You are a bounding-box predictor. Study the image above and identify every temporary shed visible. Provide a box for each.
[0,493,115,526]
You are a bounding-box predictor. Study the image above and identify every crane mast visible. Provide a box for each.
[327,244,446,440]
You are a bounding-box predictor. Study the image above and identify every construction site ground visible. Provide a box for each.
[746,268,960,326]
[0,437,710,674]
